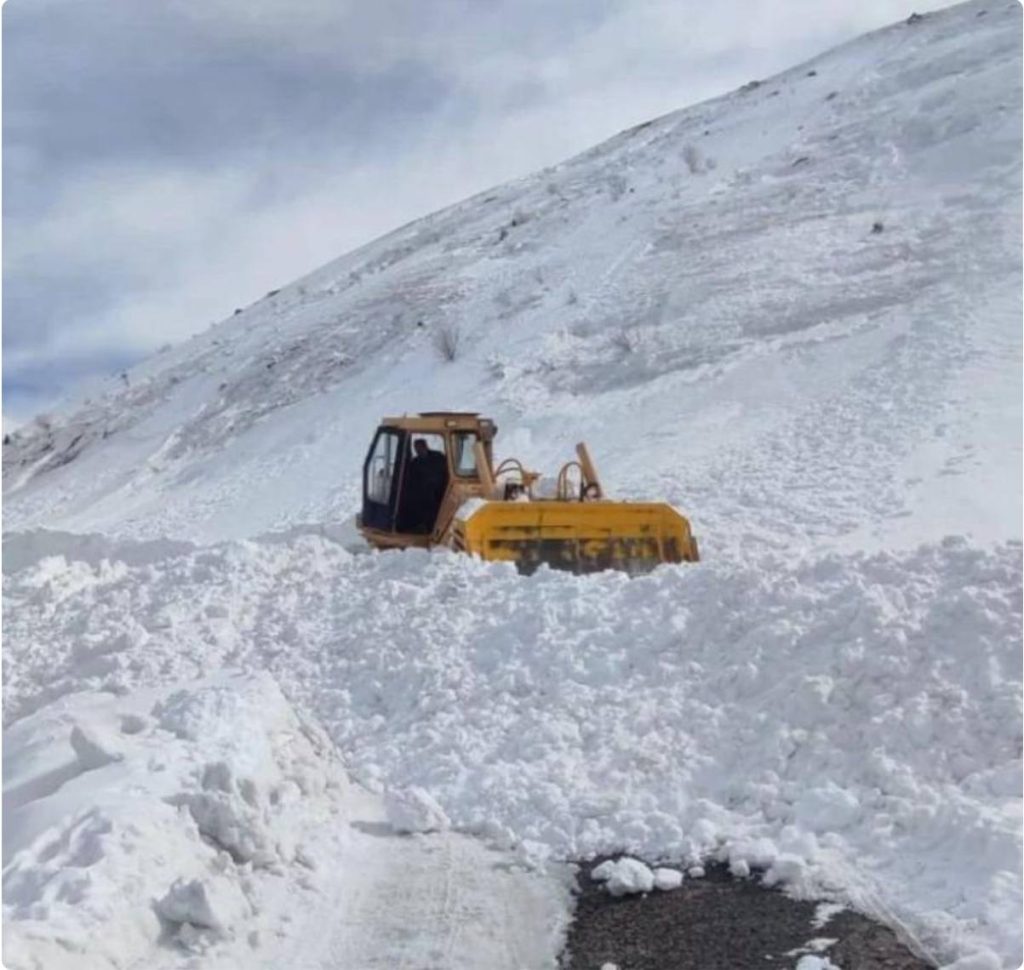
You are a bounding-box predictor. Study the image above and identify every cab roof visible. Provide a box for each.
[379,413,496,437]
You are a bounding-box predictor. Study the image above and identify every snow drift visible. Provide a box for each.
[4,530,1020,965]
[2,672,351,970]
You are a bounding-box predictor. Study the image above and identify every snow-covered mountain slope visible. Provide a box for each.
[4,0,1020,552]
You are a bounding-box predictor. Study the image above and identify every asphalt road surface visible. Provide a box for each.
[561,861,934,970]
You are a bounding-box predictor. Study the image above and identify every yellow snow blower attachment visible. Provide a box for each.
[356,412,699,575]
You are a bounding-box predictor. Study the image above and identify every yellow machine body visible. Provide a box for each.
[452,500,698,575]
[356,412,699,575]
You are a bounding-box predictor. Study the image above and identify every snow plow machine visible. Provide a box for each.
[356,412,699,574]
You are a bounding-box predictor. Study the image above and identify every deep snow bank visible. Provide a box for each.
[4,530,1020,966]
[2,671,350,970]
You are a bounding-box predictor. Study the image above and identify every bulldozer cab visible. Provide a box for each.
[360,413,494,541]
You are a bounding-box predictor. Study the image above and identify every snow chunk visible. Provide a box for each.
[69,722,124,770]
[385,786,450,834]
[811,902,846,929]
[590,860,617,882]
[653,867,683,891]
[796,957,841,970]
[155,875,251,937]
[794,782,861,832]
[168,761,278,866]
[729,858,751,878]
[788,937,839,956]
[594,858,655,896]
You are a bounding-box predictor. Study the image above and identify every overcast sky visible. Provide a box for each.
[3,0,950,422]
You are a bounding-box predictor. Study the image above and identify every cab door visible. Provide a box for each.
[361,428,406,531]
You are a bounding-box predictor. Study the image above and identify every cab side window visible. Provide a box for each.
[452,432,479,477]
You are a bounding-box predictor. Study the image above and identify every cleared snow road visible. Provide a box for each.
[281,788,571,970]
